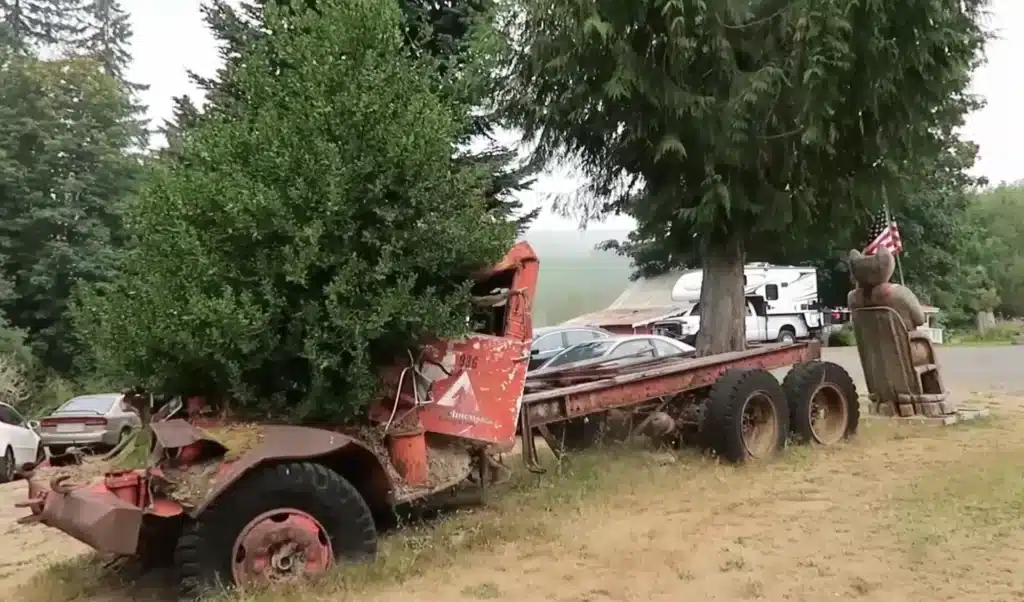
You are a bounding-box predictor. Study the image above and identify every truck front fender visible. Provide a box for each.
[151,422,395,521]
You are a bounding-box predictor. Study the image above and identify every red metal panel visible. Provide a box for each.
[413,336,529,445]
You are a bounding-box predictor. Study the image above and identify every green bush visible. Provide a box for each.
[827,325,857,347]
[71,0,513,423]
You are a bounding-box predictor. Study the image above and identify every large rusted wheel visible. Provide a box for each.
[704,368,790,463]
[175,462,377,599]
[783,361,859,445]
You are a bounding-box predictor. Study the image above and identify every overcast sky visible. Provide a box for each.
[123,0,1022,232]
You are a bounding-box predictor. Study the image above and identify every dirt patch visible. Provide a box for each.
[9,393,1024,602]
[0,479,89,594]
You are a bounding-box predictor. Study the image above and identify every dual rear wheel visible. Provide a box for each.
[704,361,859,462]
[541,361,859,463]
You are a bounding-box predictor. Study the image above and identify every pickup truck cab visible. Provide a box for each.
[654,295,822,345]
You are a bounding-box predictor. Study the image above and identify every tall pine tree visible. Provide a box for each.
[401,0,540,232]
[76,0,149,147]
[158,94,201,159]
[1,0,89,52]
[0,55,142,371]
[78,0,131,80]
[1,0,52,50]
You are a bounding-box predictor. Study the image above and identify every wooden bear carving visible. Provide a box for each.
[847,247,925,330]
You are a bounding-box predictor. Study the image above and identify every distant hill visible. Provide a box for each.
[519,228,634,326]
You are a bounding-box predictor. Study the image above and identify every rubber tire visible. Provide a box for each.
[545,413,607,452]
[782,360,859,444]
[48,445,67,456]
[175,462,378,600]
[777,328,796,344]
[0,447,13,483]
[704,368,790,463]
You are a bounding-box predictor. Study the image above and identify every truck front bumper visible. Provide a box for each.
[18,474,144,556]
[41,430,116,448]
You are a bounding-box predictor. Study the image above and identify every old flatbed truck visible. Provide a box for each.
[16,242,859,598]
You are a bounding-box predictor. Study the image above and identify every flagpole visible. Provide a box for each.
[884,202,906,286]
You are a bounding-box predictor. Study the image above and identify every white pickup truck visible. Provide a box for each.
[653,295,823,345]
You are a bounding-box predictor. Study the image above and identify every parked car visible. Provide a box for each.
[529,325,614,370]
[0,402,42,482]
[534,334,696,373]
[39,393,141,455]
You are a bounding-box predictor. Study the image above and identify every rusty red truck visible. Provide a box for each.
[16,242,859,599]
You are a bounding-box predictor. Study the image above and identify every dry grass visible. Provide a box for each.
[14,409,1024,602]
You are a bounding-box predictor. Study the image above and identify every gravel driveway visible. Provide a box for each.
[820,345,1024,396]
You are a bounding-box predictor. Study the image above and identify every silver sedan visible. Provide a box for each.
[39,393,142,454]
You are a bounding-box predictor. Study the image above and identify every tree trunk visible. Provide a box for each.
[695,233,746,356]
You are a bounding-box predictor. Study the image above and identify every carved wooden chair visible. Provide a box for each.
[851,306,952,417]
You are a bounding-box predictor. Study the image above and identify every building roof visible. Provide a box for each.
[562,305,690,328]
[607,271,687,309]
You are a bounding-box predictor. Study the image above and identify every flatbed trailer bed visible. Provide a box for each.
[517,342,831,471]
[523,342,820,420]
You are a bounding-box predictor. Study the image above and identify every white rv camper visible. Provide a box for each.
[652,263,823,344]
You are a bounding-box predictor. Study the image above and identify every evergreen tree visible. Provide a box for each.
[0,55,141,371]
[1,0,89,52]
[78,0,131,81]
[76,0,149,147]
[187,0,264,119]
[158,94,201,158]
[0,0,51,50]
[503,0,988,353]
[401,0,540,232]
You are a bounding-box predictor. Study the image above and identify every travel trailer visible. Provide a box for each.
[652,263,824,344]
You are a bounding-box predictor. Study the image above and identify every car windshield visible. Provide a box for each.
[543,341,614,369]
[57,394,117,414]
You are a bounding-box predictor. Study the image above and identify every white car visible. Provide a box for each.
[0,402,42,483]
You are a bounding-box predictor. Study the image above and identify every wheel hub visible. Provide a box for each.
[808,385,848,445]
[740,392,779,458]
[231,509,332,585]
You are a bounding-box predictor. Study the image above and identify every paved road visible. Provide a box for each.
[819,345,1024,396]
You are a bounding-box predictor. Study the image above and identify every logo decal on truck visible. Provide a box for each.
[435,372,493,426]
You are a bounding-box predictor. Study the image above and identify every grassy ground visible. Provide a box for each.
[945,322,1024,347]
[15,398,1024,602]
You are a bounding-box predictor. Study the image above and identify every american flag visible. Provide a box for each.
[863,207,903,256]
